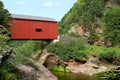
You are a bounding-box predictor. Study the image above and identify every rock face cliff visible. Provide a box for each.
[59,0,120,34]
[59,0,120,46]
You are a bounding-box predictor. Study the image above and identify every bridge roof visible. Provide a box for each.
[11,14,57,22]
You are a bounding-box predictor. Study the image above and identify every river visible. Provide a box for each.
[51,71,96,80]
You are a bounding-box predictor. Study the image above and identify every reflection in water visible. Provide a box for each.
[52,71,94,80]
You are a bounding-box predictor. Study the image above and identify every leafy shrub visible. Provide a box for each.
[8,40,27,49]
[88,30,99,43]
[32,41,44,51]
[0,0,12,53]
[0,61,17,80]
[49,65,71,72]
[95,71,120,80]
[0,27,10,53]
[0,69,17,80]
[47,38,88,60]
[99,47,120,64]
[8,40,44,57]
[84,45,120,64]
[47,39,120,64]
[103,6,120,46]
[16,41,35,57]
[0,34,9,52]
[68,32,83,38]
[84,45,105,57]
[8,40,44,65]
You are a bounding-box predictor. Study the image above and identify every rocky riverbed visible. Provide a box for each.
[44,54,115,76]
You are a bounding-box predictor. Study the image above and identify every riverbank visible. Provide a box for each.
[66,57,114,75]
[43,52,115,76]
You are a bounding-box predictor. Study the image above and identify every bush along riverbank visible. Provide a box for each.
[94,70,120,80]
[46,37,120,77]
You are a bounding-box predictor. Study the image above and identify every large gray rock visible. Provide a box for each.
[16,64,58,80]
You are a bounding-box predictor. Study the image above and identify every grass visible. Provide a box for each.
[47,41,120,65]
[95,71,120,80]
[85,45,120,64]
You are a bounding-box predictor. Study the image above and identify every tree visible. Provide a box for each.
[80,0,106,30]
[0,1,12,28]
[103,6,120,46]
[0,1,12,53]
[59,0,107,35]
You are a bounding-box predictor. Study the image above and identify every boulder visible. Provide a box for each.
[16,64,58,80]
[75,57,87,64]
[113,66,120,72]
[44,55,59,68]
[116,66,120,70]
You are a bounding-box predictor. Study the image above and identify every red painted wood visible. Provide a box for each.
[10,18,58,40]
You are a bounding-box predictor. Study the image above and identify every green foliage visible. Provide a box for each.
[0,69,17,80]
[47,38,88,60]
[103,6,120,46]
[59,0,120,47]
[85,45,120,64]
[16,41,35,57]
[8,40,43,56]
[68,32,83,38]
[80,0,105,29]
[99,47,120,64]
[0,27,10,52]
[59,0,82,34]
[59,0,108,35]
[47,38,120,63]
[8,40,27,48]
[84,45,105,57]
[49,65,71,73]
[8,40,44,65]
[0,34,10,52]
[3,40,44,78]
[0,1,11,53]
[33,40,44,51]
[0,1,16,80]
[0,1,12,28]
[88,30,99,42]
[0,60,17,80]
[95,71,120,80]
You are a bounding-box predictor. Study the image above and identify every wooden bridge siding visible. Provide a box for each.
[10,19,58,40]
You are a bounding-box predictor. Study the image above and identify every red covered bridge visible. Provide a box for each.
[9,14,58,40]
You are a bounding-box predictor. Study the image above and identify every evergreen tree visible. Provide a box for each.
[0,1,12,28]
[0,1,12,53]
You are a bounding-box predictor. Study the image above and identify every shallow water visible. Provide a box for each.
[51,71,95,80]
